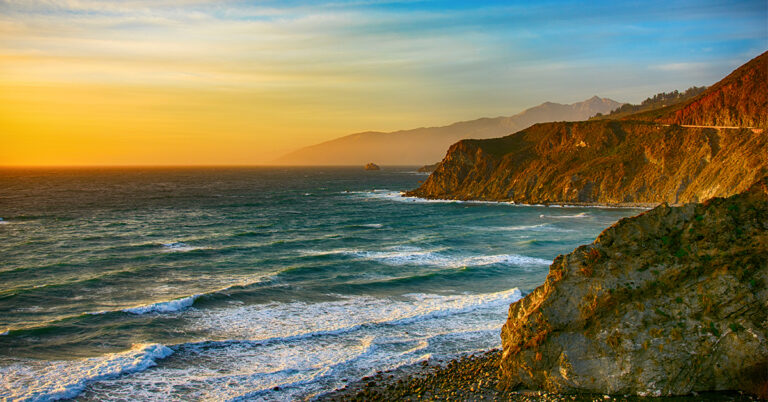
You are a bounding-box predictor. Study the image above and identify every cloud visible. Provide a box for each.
[649,62,711,72]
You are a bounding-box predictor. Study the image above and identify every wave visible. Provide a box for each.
[539,212,589,219]
[4,274,279,336]
[0,343,173,402]
[304,246,550,268]
[6,288,523,401]
[161,242,205,252]
[121,295,199,314]
[349,190,650,210]
[347,223,384,229]
[475,223,574,233]
[350,190,514,206]
[189,287,524,342]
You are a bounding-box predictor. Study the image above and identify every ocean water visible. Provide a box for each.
[0,167,644,401]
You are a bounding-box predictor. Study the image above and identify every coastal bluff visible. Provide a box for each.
[499,176,768,397]
[406,120,767,205]
[406,51,768,206]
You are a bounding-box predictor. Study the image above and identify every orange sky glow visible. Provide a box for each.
[1,1,765,166]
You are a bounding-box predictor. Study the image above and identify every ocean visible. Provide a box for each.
[0,167,643,401]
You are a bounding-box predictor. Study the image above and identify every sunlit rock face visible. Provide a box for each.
[407,120,767,206]
[656,51,768,128]
[498,177,768,397]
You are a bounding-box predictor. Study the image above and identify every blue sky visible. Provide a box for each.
[1,0,766,164]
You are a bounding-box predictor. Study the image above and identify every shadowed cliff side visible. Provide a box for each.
[499,176,768,397]
[406,120,767,205]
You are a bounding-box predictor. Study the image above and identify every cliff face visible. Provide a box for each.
[656,51,768,128]
[406,120,767,205]
[499,177,768,396]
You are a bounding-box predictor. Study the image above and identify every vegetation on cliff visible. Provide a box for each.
[656,51,768,128]
[499,176,768,397]
[591,87,706,121]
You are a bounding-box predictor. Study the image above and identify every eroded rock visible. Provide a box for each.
[499,177,768,397]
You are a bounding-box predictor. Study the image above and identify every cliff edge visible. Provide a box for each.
[499,177,768,397]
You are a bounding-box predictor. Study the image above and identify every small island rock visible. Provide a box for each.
[364,163,381,171]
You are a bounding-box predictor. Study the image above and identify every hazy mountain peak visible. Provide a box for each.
[276,96,624,166]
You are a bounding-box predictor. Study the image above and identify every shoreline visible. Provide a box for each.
[314,349,760,401]
[398,192,658,209]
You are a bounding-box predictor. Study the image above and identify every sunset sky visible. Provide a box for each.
[1,0,766,166]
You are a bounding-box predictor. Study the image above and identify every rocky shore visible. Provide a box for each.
[315,350,761,401]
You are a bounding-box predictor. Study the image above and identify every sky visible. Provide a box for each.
[0,0,766,166]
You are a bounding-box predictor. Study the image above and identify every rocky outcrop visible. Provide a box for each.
[499,177,768,397]
[657,51,767,128]
[406,120,767,205]
[417,163,440,173]
[364,163,381,171]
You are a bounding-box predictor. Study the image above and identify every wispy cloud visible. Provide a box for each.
[0,0,766,165]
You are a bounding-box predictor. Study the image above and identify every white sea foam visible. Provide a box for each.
[188,287,523,342]
[307,246,550,268]
[161,242,204,252]
[474,223,574,232]
[539,212,589,219]
[349,189,650,210]
[83,274,277,317]
[19,288,524,401]
[360,223,383,228]
[122,295,199,314]
[0,343,173,402]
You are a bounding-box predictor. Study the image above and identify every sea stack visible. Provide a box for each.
[499,176,768,397]
[364,163,381,171]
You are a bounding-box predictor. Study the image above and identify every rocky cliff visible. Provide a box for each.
[656,51,767,128]
[406,120,767,205]
[499,177,768,397]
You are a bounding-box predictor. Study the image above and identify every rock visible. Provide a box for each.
[417,163,440,173]
[406,120,767,205]
[499,176,768,397]
[364,163,380,171]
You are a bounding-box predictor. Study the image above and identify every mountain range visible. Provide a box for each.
[275,96,623,166]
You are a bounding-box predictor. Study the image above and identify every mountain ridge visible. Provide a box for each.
[275,96,623,166]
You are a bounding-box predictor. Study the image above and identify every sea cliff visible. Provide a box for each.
[499,176,768,397]
[406,52,768,206]
[406,121,767,205]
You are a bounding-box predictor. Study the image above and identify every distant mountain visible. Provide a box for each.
[275,96,623,166]
[656,50,767,128]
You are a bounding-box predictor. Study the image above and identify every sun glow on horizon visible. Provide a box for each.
[1,0,766,166]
